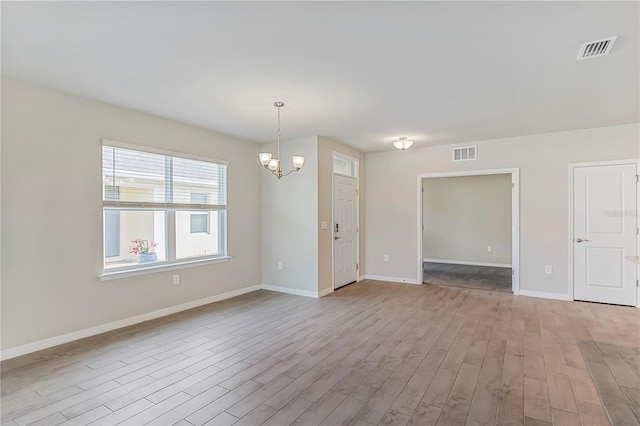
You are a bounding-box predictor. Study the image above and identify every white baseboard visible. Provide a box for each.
[0,284,262,361]
[363,274,422,285]
[261,284,319,298]
[518,290,571,301]
[424,258,512,268]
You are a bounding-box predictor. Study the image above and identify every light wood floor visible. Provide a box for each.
[2,280,639,426]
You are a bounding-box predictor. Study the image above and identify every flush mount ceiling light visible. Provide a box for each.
[258,102,305,179]
[393,137,414,150]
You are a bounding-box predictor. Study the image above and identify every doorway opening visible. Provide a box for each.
[418,169,520,294]
[333,153,359,290]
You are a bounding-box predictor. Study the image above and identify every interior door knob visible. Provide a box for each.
[334,236,341,240]
[576,238,589,243]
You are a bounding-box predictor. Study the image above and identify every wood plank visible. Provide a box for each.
[407,402,441,426]
[575,401,611,426]
[551,408,582,426]
[357,379,406,424]
[436,396,471,425]
[234,404,278,426]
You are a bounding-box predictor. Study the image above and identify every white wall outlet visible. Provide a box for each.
[383,255,389,263]
[277,261,283,271]
[544,265,552,275]
[487,245,492,253]
[172,274,180,285]
[321,221,328,230]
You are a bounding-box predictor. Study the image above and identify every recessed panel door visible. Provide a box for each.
[573,164,637,306]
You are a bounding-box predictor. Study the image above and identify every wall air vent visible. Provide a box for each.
[453,146,477,162]
[577,36,617,60]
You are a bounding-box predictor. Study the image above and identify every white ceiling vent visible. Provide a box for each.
[577,36,617,60]
[453,146,477,162]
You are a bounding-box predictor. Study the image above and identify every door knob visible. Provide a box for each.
[576,238,589,243]
[334,236,341,240]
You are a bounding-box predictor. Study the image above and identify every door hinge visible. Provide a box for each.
[637,279,639,287]
[636,175,639,183]
[512,183,515,189]
[512,269,515,276]
[356,263,359,271]
[356,189,359,196]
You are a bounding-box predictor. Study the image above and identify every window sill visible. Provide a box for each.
[99,256,231,281]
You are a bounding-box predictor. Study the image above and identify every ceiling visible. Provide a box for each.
[2,1,638,152]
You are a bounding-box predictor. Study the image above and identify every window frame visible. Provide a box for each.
[100,139,228,278]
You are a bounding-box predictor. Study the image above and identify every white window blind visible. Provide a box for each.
[102,146,227,210]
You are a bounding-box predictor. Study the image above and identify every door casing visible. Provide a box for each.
[417,168,520,294]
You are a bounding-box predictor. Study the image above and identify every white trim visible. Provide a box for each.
[423,259,512,268]
[518,290,571,301]
[418,168,520,295]
[261,284,319,298]
[417,168,519,179]
[0,285,262,361]
[359,275,367,281]
[318,287,334,297]
[101,138,229,165]
[363,274,422,285]
[99,256,231,281]
[568,159,640,307]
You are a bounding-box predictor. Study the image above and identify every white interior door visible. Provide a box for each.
[334,174,357,289]
[573,163,637,306]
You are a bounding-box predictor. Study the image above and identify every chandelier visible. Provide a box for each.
[258,102,305,179]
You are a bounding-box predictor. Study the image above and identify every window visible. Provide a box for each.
[189,193,210,234]
[102,142,227,271]
[333,156,358,178]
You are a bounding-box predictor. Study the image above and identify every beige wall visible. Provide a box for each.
[1,78,262,351]
[261,136,319,294]
[261,136,366,296]
[423,174,512,265]
[317,137,366,294]
[366,123,639,294]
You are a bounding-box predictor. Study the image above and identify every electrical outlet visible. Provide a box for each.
[544,265,552,275]
[277,261,283,271]
[487,245,492,253]
[383,255,389,263]
[172,274,180,285]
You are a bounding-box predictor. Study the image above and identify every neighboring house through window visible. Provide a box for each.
[190,193,210,234]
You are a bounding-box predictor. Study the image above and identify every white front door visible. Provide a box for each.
[573,163,637,306]
[334,174,358,289]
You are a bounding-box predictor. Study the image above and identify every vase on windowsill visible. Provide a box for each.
[137,253,158,264]
[130,239,159,264]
